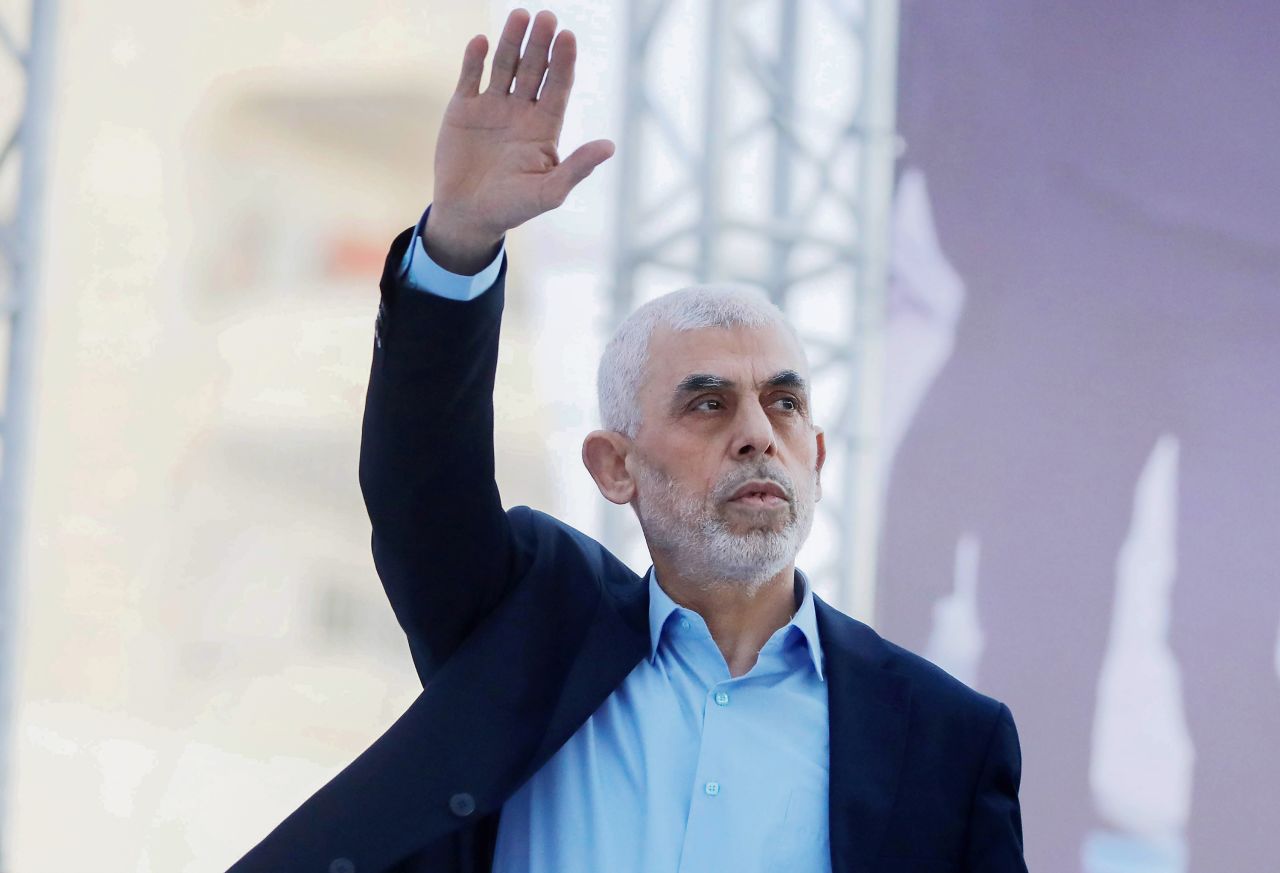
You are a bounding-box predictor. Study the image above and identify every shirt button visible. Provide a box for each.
[704,781,720,796]
[680,618,691,629]
[714,691,730,706]
[448,792,476,817]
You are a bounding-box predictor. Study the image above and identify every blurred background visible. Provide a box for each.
[0,0,1275,871]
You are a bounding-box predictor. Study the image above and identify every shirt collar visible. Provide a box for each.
[646,565,825,681]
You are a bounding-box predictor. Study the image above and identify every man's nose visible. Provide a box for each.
[733,401,777,458]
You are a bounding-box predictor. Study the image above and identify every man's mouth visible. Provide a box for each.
[727,480,788,508]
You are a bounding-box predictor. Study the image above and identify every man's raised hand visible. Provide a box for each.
[425,8,616,273]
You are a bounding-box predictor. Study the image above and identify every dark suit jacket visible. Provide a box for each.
[227,227,1028,873]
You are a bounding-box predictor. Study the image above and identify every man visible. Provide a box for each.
[229,8,1026,872]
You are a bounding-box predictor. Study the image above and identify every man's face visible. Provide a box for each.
[626,321,826,591]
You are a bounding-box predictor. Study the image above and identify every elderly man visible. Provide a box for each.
[229,8,1026,873]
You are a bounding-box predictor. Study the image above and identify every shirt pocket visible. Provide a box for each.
[765,788,831,872]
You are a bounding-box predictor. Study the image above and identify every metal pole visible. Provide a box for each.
[695,0,727,283]
[0,0,59,861]
[845,0,899,622]
[766,0,799,306]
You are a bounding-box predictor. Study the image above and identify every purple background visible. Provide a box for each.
[878,3,1280,871]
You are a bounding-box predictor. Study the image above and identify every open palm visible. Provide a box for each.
[431,8,615,244]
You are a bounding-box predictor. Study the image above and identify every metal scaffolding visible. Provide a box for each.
[0,0,57,862]
[604,0,899,618]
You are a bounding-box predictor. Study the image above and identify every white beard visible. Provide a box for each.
[631,452,818,596]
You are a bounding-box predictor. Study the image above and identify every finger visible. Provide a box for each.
[538,29,576,121]
[454,34,488,98]
[486,7,532,95]
[544,139,615,207]
[513,10,557,101]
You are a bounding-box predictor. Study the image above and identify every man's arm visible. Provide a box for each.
[360,8,614,684]
[962,702,1029,871]
[361,229,511,684]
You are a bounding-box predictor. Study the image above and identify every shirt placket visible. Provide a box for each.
[673,613,791,873]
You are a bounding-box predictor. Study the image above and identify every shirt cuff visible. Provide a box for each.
[398,203,506,301]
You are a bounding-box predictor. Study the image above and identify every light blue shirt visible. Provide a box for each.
[403,205,832,872]
[399,203,507,300]
[492,567,830,873]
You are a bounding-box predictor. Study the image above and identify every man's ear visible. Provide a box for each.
[814,426,827,503]
[582,430,637,505]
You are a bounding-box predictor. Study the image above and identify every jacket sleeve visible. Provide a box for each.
[359,225,524,685]
[962,702,1029,872]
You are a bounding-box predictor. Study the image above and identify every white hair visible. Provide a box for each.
[597,282,805,437]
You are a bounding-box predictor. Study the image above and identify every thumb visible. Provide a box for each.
[546,139,615,206]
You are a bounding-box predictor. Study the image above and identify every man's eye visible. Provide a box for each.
[776,397,799,412]
[695,398,723,411]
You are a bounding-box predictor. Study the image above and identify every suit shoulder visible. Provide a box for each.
[821,601,1007,731]
[875,631,1008,736]
[875,629,1013,752]
[506,505,642,588]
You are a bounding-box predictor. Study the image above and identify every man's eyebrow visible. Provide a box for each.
[672,370,809,395]
[765,370,809,394]
[674,374,735,394]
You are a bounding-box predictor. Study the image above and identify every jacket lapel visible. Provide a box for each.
[518,564,651,785]
[815,596,913,873]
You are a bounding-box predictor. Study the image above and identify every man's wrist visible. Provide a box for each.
[423,208,505,275]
